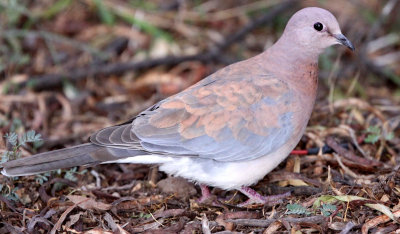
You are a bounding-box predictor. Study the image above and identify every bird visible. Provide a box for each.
[1,7,354,206]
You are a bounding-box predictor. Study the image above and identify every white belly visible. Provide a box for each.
[159,142,294,190]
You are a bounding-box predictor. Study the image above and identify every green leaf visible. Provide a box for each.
[3,187,19,201]
[385,132,394,141]
[366,125,381,134]
[322,203,337,210]
[78,169,88,175]
[0,118,8,127]
[115,11,172,41]
[33,140,44,150]
[10,118,22,132]
[320,204,337,216]
[139,212,152,219]
[4,132,18,146]
[93,0,115,25]
[64,167,78,182]
[313,195,339,210]
[35,174,49,184]
[41,0,72,19]
[20,130,42,145]
[321,210,330,217]
[365,125,381,144]
[25,130,36,141]
[286,203,311,215]
[0,151,10,163]
[365,134,380,144]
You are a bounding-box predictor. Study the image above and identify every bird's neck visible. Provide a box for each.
[259,39,320,94]
[267,38,320,69]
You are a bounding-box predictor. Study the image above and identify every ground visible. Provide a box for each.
[0,0,400,233]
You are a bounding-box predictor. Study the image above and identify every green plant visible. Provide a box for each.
[2,130,42,163]
[286,203,311,215]
[35,172,51,185]
[320,203,337,217]
[364,125,394,144]
[64,167,88,182]
[0,183,19,201]
[312,195,395,221]
[138,212,152,219]
[93,0,115,25]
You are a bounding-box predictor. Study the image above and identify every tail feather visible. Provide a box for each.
[1,143,103,176]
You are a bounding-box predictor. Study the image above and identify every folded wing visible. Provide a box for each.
[92,68,295,162]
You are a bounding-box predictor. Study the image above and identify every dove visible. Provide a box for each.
[1,7,354,206]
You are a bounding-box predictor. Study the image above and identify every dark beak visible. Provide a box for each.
[334,34,355,51]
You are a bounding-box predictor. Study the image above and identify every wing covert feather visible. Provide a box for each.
[131,71,295,161]
[91,62,295,162]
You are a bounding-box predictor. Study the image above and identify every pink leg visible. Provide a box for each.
[238,186,291,207]
[198,184,213,203]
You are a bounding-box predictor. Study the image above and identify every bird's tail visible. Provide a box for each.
[1,143,105,176]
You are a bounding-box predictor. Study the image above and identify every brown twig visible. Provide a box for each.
[180,222,201,234]
[262,185,322,196]
[326,136,382,167]
[152,209,193,220]
[268,171,322,187]
[27,209,57,233]
[0,194,20,213]
[216,211,261,231]
[39,178,77,203]
[226,216,326,227]
[50,199,86,234]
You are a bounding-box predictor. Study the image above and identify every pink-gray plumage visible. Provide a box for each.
[1,7,354,206]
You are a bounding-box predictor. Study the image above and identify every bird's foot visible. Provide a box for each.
[196,184,229,208]
[237,186,291,208]
[197,184,214,203]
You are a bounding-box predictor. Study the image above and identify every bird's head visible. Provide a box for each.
[281,7,354,54]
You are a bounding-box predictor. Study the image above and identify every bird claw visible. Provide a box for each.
[196,184,225,207]
[237,196,284,208]
[197,185,291,208]
[197,193,228,209]
[197,184,213,203]
[237,187,291,208]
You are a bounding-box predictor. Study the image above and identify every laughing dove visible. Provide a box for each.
[1,7,354,206]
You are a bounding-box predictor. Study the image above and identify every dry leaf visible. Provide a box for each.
[67,195,112,211]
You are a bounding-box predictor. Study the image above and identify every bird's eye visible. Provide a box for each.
[313,22,323,31]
